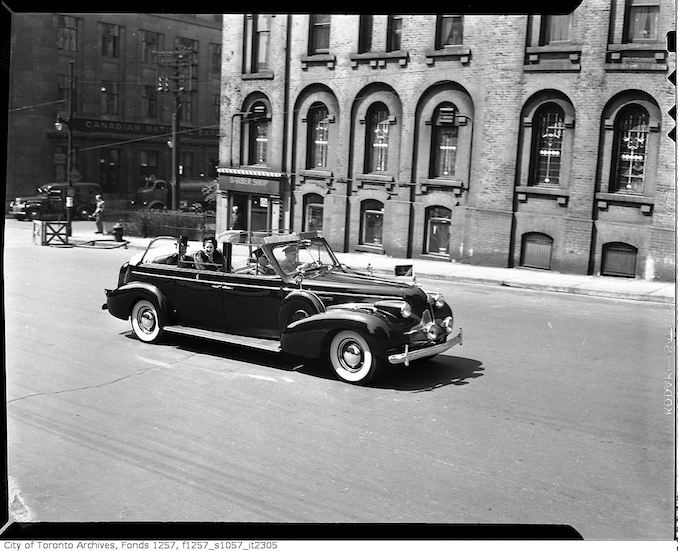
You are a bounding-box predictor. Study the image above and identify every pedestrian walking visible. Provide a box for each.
[92,194,105,233]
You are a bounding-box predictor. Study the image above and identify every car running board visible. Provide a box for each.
[164,325,282,352]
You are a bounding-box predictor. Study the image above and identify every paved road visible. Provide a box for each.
[4,220,675,539]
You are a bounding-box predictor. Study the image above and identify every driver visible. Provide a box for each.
[278,244,301,273]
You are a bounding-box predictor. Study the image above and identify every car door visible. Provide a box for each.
[219,273,286,338]
[170,266,228,331]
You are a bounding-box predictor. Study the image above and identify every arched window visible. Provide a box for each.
[360,199,384,246]
[531,103,565,186]
[602,242,637,277]
[424,206,452,255]
[307,103,329,169]
[611,105,649,194]
[247,102,268,165]
[365,103,390,173]
[520,232,553,270]
[303,193,324,233]
[430,103,458,178]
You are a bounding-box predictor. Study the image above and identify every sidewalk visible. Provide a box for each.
[69,226,675,304]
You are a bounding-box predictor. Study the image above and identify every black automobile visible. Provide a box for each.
[103,231,463,385]
[10,182,101,221]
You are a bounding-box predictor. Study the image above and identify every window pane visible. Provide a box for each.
[532,107,564,185]
[305,203,324,232]
[387,16,402,51]
[255,15,271,70]
[309,105,329,168]
[438,15,463,47]
[253,121,267,164]
[362,205,384,245]
[311,14,330,53]
[542,14,571,43]
[426,207,451,254]
[613,108,649,194]
[368,106,389,173]
[359,15,373,53]
[626,5,659,41]
[435,125,458,177]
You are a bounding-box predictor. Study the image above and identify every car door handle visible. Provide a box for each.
[211,284,233,290]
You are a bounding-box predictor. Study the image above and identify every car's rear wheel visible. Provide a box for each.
[328,330,381,385]
[131,299,164,343]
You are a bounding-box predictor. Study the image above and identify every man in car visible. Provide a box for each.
[154,236,192,267]
[278,244,301,274]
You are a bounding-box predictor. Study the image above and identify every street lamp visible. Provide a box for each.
[54,60,75,234]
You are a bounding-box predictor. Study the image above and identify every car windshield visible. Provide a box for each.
[141,236,202,268]
[270,239,338,275]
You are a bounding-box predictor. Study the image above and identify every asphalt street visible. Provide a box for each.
[4,219,675,539]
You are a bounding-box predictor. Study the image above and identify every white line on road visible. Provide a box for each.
[136,356,172,368]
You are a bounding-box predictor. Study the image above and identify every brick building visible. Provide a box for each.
[216,4,675,280]
[6,13,222,206]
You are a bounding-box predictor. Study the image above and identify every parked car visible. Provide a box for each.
[131,177,216,211]
[9,182,101,221]
[102,231,463,385]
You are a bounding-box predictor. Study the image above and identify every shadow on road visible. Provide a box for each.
[373,355,485,391]
[125,332,484,391]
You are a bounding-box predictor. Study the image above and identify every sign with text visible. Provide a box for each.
[70,118,218,139]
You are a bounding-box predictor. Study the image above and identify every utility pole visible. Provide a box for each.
[156,47,193,210]
[55,60,75,235]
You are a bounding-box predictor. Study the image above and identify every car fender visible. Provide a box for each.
[280,307,397,359]
[105,281,169,322]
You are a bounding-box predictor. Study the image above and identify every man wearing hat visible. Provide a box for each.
[155,236,192,266]
[278,244,301,274]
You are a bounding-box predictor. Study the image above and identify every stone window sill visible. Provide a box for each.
[355,244,385,254]
[605,43,668,72]
[424,45,471,66]
[524,45,582,72]
[350,50,409,68]
[241,70,274,80]
[420,178,465,195]
[595,192,654,214]
[299,169,333,183]
[515,185,570,206]
[301,53,336,70]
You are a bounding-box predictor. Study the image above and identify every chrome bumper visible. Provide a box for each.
[388,327,463,366]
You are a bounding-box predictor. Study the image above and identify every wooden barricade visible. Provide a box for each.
[33,220,69,246]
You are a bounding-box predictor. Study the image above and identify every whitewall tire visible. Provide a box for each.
[328,330,381,385]
[131,299,164,343]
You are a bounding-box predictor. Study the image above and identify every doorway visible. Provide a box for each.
[229,192,271,233]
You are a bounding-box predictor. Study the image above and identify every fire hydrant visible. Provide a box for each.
[112,222,124,242]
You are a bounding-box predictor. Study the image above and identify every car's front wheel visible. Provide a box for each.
[328,330,381,385]
[130,299,164,343]
[27,208,41,221]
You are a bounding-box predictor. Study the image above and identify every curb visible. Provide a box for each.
[368,267,674,304]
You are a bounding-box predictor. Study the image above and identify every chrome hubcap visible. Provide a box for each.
[139,310,156,333]
[340,341,363,371]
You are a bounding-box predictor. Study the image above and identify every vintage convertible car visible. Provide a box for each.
[103,231,463,385]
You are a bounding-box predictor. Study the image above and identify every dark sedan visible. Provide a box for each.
[103,231,462,385]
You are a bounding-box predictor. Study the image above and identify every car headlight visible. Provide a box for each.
[400,302,412,318]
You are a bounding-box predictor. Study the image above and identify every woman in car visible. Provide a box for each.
[194,236,225,271]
